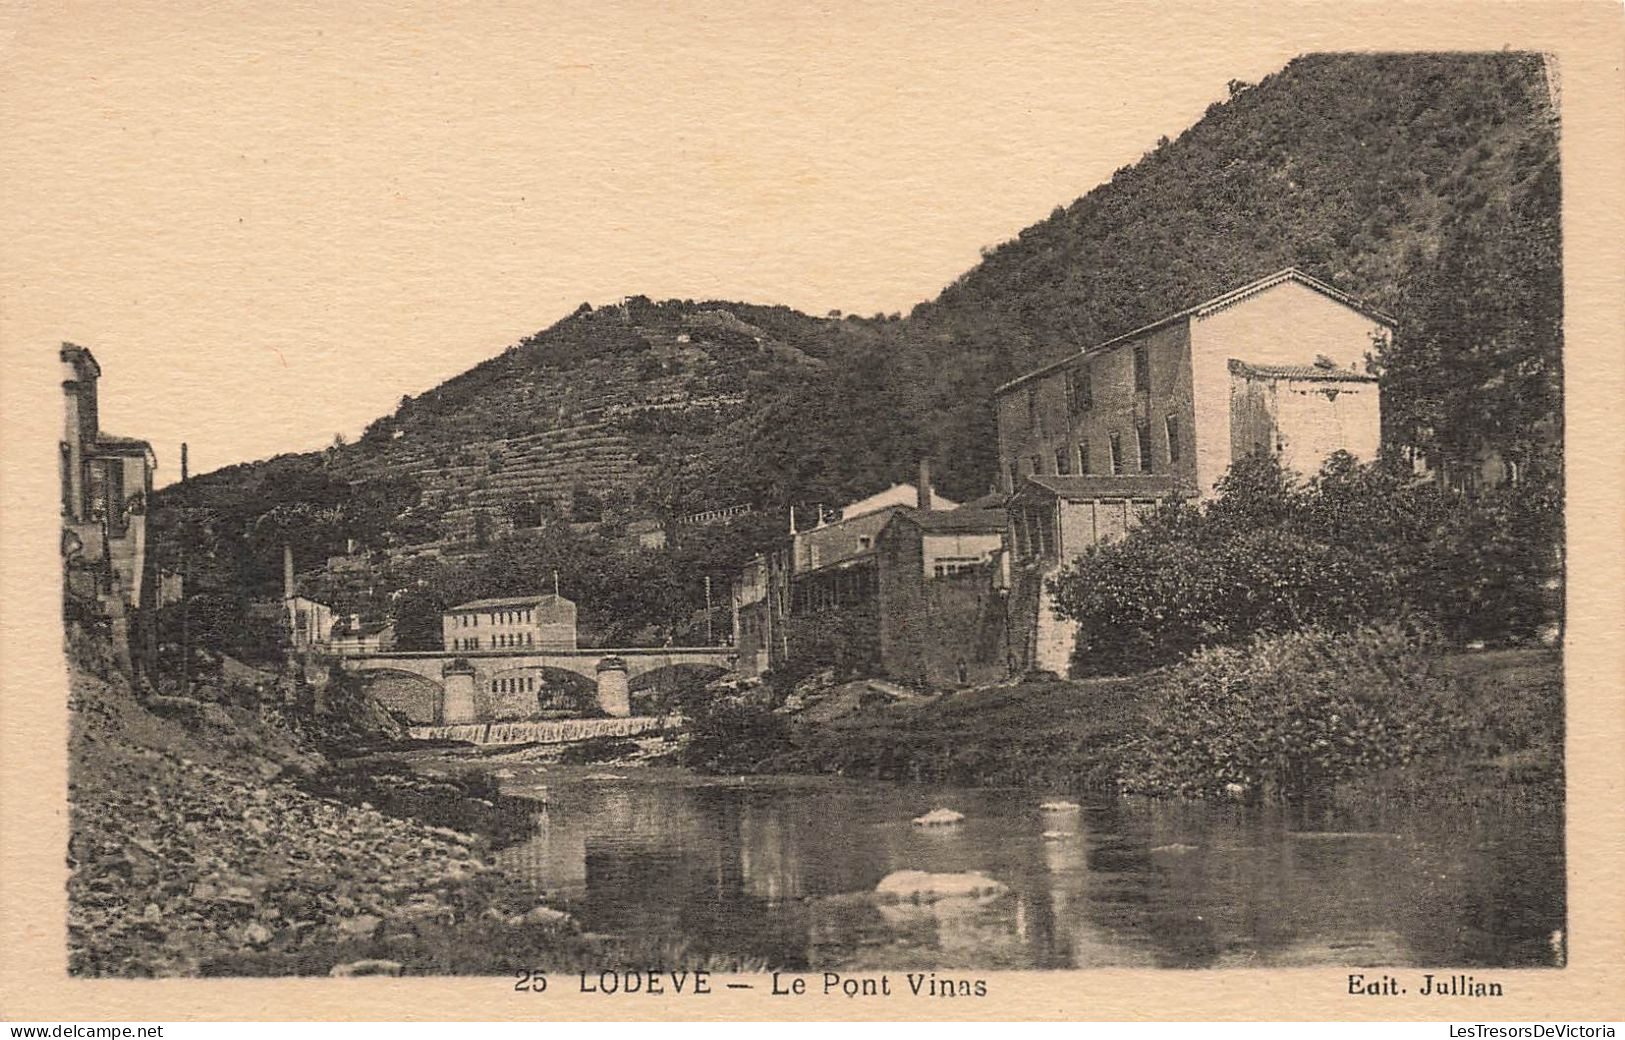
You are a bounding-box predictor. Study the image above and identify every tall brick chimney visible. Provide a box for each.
[282,544,295,601]
[917,459,932,511]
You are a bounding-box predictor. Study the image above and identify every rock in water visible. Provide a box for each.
[911,808,964,827]
[875,870,1007,904]
[330,959,404,977]
[1038,800,1081,812]
[1041,831,1074,841]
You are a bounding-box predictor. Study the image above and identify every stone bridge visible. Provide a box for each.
[338,647,737,725]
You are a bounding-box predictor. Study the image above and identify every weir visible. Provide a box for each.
[409,715,669,746]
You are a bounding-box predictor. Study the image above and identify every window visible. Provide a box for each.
[1109,433,1124,475]
[1137,421,1154,472]
[1073,365,1093,412]
[1064,366,1092,415]
[932,557,982,578]
[1079,441,1092,475]
[1165,415,1181,463]
[1133,344,1150,392]
[1055,447,1070,475]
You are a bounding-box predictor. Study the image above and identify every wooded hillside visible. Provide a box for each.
[153,51,1562,642]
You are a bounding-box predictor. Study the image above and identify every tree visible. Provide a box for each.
[1049,452,1560,675]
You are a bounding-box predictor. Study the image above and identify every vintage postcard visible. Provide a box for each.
[2,0,1621,1024]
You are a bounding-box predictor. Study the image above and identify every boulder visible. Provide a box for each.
[337,913,382,938]
[1038,800,1081,813]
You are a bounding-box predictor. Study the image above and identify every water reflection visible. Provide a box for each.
[489,770,1563,971]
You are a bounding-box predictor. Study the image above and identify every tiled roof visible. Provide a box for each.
[893,507,1008,533]
[447,593,570,611]
[1017,474,1195,501]
[996,268,1395,394]
[959,491,1010,511]
[331,619,394,638]
[1228,359,1378,382]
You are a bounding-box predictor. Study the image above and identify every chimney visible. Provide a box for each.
[282,545,295,601]
[917,459,933,511]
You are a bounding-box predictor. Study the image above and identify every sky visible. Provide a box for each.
[2,1,1312,483]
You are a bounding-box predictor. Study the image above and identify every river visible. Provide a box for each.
[420,758,1564,971]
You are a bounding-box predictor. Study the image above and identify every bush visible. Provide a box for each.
[1049,452,1562,675]
[1119,624,1455,800]
[667,677,791,774]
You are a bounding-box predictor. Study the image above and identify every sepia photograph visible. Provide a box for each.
[4,0,1620,1025]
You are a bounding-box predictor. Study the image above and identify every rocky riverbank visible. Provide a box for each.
[66,655,733,976]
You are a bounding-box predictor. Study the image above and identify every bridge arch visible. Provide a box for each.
[353,667,445,725]
[628,662,729,714]
[482,665,598,719]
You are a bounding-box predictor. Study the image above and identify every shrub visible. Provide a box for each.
[678,692,792,774]
[1049,452,1562,675]
[1119,624,1455,800]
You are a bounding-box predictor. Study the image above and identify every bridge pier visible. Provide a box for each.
[441,659,479,725]
[595,656,630,717]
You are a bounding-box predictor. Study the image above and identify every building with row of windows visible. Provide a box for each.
[440,594,578,653]
[994,268,1392,673]
[730,269,1393,687]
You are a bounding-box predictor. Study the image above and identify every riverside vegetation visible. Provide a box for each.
[673,634,1560,810]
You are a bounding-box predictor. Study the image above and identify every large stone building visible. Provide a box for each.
[442,593,578,652]
[994,269,1392,675]
[60,343,158,671]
